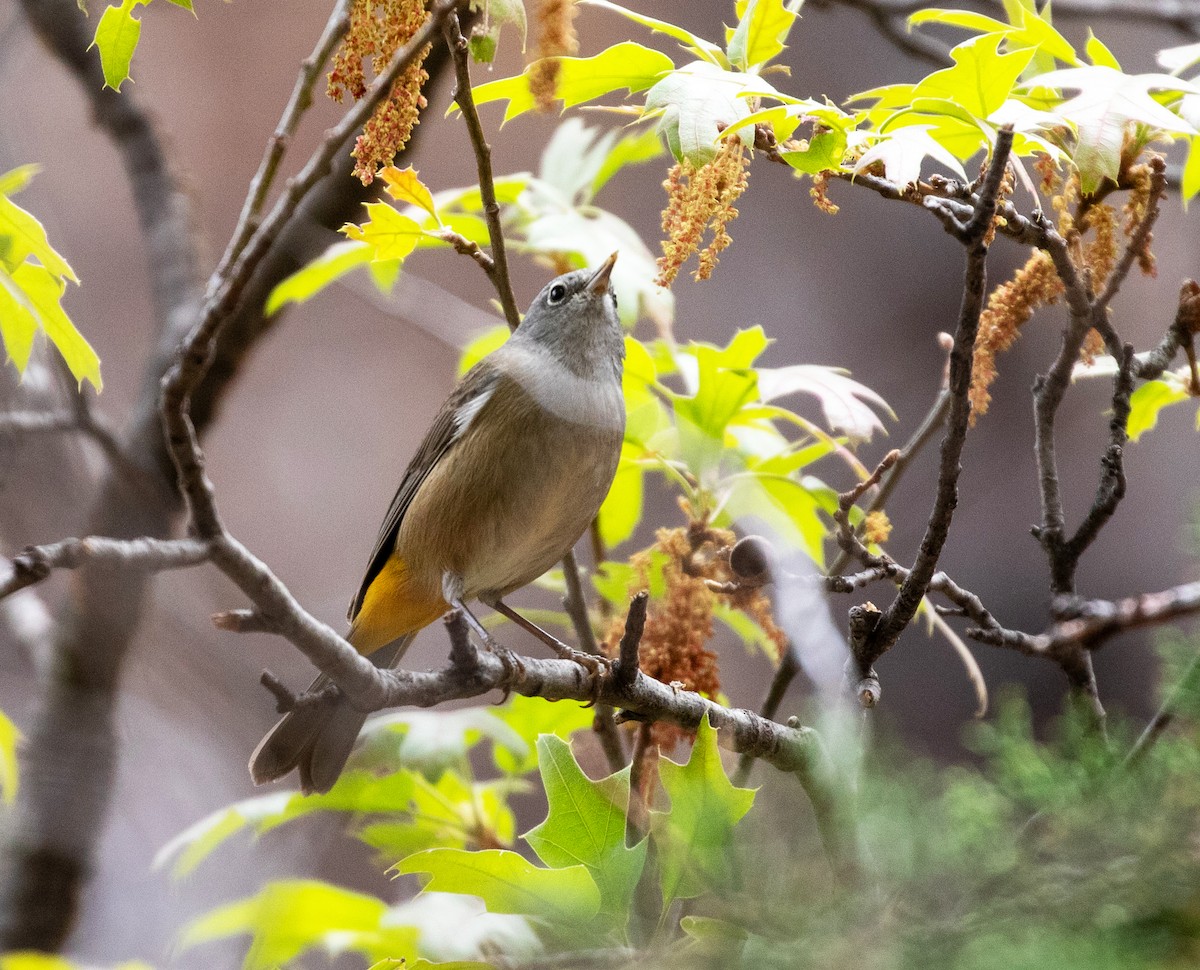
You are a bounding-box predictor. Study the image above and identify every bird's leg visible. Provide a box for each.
[485,597,612,702]
[443,574,525,688]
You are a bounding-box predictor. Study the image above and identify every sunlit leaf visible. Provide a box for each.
[356,708,528,778]
[265,240,373,316]
[727,0,800,72]
[342,203,428,261]
[580,0,726,66]
[90,0,150,91]
[524,736,647,919]
[913,34,1036,120]
[469,42,674,123]
[0,708,19,804]
[180,880,412,970]
[757,364,893,442]
[1126,375,1194,442]
[650,714,755,905]
[1022,66,1200,193]
[397,848,602,922]
[380,166,441,223]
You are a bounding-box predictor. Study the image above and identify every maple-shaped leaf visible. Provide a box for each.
[912,33,1036,121]
[1022,66,1200,193]
[649,714,756,905]
[523,736,647,921]
[854,125,968,186]
[644,61,783,164]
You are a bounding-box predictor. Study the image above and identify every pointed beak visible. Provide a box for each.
[586,251,618,296]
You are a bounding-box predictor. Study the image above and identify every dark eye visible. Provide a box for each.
[548,283,567,304]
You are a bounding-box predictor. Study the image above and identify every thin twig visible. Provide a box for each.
[562,549,627,771]
[855,129,1014,672]
[159,0,460,538]
[443,12,521,332]
[219,0,353,270]
[0,537,212,599]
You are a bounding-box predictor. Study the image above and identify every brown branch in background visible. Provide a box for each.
[219,0,354,270]
[443,12,522,332]
[1,0,209,947]
[851,128,1014,675]
[1062,345,1134,567]
[562,549,627,772]
[159,0,460,540]
[0,538,212,600]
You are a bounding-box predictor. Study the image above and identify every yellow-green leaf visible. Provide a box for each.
[380,165,441,223]
[581,0,725,66]
[397,848,601,922]
[0,709,19,804]
[726,0,799,71]
[265,240,373,315]
[11,262,102,390]
[468,42,674,123]
[342,203,427,262]
[91,0,150,91]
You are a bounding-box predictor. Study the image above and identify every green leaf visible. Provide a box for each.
[581,0,726,66]
[0,164,40,198]
[458,324,511,377]
[1023,66,1200,194]
[8,262,100,389]
[91,0,150,91]
[342,203,428,261]
[491,694,595,775]
[397,848,602,922]
[355,707,528,778]
[913,34,1037,120]
[1085,30,1121,71]
[524,736,647,919]
[180,880,409,970]
[468,0,526,64]
[726,0,799,72]
[469,42,674,123]
[650,713,755,905]
[907,6,1078,67]
[0,273,38,374]
[645,62,782,165]
[0,194,78,280]
[265,240,373,316]
[0,708,19,804]
[597,445,644,548]
[855,125,968,185]
[1126,377,1192,442]
[780,127,848,174]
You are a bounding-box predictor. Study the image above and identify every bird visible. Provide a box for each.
[249,253,625,794]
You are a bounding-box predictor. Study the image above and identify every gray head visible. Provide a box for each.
[513,253,625,377]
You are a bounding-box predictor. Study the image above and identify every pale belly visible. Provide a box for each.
[394,375,623,605]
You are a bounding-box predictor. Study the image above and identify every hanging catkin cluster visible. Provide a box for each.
[528,0,579,113]
[656,138,750,286]
[602,512,786,751]
[328,0,432,185]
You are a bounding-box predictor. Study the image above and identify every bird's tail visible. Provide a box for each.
[248,632,417,794]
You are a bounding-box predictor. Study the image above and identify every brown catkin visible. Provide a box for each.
[656,139,750,286]
[970,250,1064,421]
[329,0,431,185]
[529,0,578,113]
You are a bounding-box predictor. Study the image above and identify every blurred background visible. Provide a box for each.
[0,0,1198,964]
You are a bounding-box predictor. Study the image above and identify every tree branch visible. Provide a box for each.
[853,129,1014,673]
[442,12,522,332]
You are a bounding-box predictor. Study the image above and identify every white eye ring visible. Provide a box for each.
[548,283,567,304]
